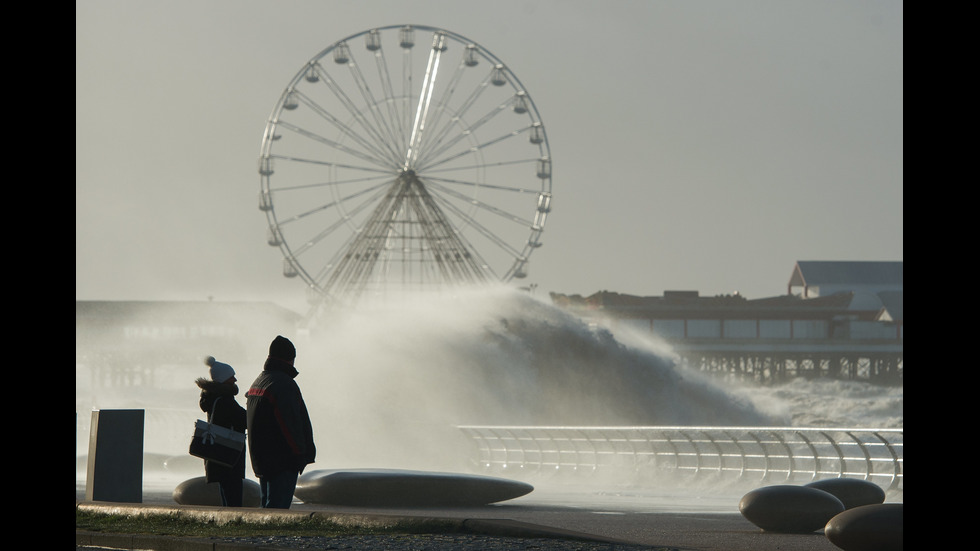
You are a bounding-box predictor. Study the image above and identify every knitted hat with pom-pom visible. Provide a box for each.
[204,356,236,383]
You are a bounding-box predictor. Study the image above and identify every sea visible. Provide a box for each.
[75,286,902,509]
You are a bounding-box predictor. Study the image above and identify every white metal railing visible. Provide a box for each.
[457,426,903,491]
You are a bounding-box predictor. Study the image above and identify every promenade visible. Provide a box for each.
[76,482,863,550]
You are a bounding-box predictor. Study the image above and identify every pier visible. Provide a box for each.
[671,339,902,384]
[550,261,903,385]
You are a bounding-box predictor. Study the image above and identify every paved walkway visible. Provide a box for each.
[76,484,849,551]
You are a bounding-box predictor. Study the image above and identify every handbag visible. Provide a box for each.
[188,396,245,467]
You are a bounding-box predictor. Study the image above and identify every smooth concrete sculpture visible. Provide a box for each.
[805,478,886,510]
[172,476,261,507]
[86,409,144,503]
[294,468,534,507]
[824,503,903,551]
[739,485,845,533]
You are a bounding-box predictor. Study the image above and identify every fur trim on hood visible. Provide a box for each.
[195,377,240,396]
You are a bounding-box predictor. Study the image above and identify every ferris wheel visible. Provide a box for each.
[258,25,552,310]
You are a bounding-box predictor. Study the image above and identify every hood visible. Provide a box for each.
[195,377,240,396]
[263,356,299,378]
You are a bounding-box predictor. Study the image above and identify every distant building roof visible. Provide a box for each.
[550,290,855,320]
[877,291,904,322]
[789,261,903,290]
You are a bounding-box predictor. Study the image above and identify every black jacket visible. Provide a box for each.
[195,378,247,481]
[246,357,316,477]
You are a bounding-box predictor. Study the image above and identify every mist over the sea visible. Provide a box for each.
[299,287,775,467]
[76,286,902,474]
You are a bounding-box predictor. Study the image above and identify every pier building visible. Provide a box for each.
[550,261,903,384]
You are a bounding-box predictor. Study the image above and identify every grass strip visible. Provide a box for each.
[76,509,459,538]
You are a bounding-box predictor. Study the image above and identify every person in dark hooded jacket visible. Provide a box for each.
[196,356,248,507]
[246,335,316,509]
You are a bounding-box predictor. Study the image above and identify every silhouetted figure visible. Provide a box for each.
[196,356,247,507]
[246,335,316,508]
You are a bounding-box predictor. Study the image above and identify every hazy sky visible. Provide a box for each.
[76,0,903,311]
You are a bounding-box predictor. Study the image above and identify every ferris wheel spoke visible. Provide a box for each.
[422,171,541,194]
[422,156,536,175]
[288,183,393,258]
[405,32,453,169]
[274,173,391,193]
[340,48,409,166]
[417,59,519,166]
[290,89,400,168]
[424,179,533,226]
[417,126,534,174]
[367,42,408,151]
[422,66,494,151]
[268,153,392,175]
[416,98,513,167]
[308,62,404,167]
[335,44,400,167]
[416,113,532,174]
[275,180,392,227]
[428,191,525,260]
[410,53,470,162]
[276,119,392,170]
[400,46,415,148]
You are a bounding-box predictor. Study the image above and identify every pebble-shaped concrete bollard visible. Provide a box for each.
[824,503,903,551]
[739,484,845,533]
[172,476,261,507]
[294,468,533,507]
[805,478,886,510]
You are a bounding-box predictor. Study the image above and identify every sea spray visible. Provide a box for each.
[76,286,900,477]
[738,377,904,429]
[298,286,778,469]
[598,312,903,430]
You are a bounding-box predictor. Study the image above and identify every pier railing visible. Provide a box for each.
[457,426,903,491]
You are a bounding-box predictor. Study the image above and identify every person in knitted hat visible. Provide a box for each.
[195,356,248,506]
[246,335,316,509]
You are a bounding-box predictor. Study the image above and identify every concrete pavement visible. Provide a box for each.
[76,483,851,551]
